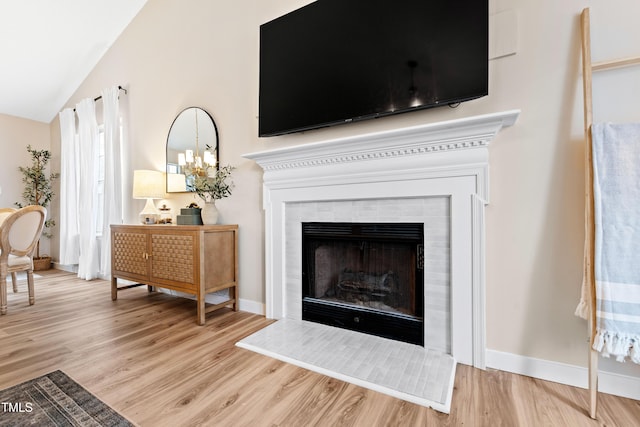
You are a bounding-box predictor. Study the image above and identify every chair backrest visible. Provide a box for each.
[0,208,17,226]
[0,206,46,258]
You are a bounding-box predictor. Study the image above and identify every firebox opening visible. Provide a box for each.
[302,222,424,345]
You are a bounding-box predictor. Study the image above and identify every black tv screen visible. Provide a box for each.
[259,0,488,137]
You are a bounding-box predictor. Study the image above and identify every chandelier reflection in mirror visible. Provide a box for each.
[178,110,217,189]
[166,107,219,193]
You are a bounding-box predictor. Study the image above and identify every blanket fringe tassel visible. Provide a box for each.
[592,330,640,364]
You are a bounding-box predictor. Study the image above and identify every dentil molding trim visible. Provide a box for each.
[244,110,520,172]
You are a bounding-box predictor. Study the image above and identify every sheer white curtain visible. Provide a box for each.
[75,98,101,280]
[58,108,79,265]
[99,86,123,278]
[59,85,125,280]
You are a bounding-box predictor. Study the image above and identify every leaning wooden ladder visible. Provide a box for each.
[579,7,640,419]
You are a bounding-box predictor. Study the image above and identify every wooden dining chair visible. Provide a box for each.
[0,206,46,315]
[0,208,16,223]
[0,208,20,292]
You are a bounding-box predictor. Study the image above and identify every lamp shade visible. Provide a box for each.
[132,170,165,199]
[203,150,215,166]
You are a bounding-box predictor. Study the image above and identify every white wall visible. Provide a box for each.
[47,0,640,390]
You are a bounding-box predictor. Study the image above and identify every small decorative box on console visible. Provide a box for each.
[176,207,203,225]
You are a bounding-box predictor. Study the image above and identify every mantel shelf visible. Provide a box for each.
[244,110,520,172]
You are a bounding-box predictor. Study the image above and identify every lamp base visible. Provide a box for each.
[139,198,160,224]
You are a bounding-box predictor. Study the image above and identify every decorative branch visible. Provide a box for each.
[191,164,236,203]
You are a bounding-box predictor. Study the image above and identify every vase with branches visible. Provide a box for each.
[15,145,59,261]
[190,164,235,224]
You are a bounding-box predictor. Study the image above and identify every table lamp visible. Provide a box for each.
[132,170,165,224]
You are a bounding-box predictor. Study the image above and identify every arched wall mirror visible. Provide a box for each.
[166,107,219,192]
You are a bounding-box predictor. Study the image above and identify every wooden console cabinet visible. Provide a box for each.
[110,224,238,325]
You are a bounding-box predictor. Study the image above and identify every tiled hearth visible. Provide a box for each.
[237,318,457,412]
[241,110,519,410]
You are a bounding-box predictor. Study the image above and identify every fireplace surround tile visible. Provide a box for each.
[286,197,451,352]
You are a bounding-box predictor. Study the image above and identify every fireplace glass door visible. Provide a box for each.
[302,222,424,345]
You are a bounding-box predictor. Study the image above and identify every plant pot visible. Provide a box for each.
[200,202,219,225]
[33,256,51,271]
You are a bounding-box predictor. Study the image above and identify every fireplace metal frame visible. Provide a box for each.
[301,221,425,345]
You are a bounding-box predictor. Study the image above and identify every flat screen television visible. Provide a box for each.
[259,0,488,137]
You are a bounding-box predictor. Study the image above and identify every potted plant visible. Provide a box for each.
[190,164,235,224]
[15,145,59,270]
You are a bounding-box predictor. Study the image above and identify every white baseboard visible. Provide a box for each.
[486,349,640,400]
[238,298,265,316]
[53,263,78,273]
[171,291,265,316]
[107,283,266,317]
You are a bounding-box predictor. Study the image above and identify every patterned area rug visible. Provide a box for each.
[0,370,134,426]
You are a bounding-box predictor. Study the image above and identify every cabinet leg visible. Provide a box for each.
[197,296,205,326]
[232,286,238,311]
[111,277,118,301]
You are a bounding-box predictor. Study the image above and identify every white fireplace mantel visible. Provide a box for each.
[244,110,520,368]
[247,110,518,197]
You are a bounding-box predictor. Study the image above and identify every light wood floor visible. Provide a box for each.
[1,270,638,426]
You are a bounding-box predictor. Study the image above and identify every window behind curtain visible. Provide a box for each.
[92,122,124,236]
[96,126,105,235]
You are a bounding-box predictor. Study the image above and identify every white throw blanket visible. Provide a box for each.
[577,122,640,363]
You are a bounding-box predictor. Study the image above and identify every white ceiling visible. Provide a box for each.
[0,0,147,123]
